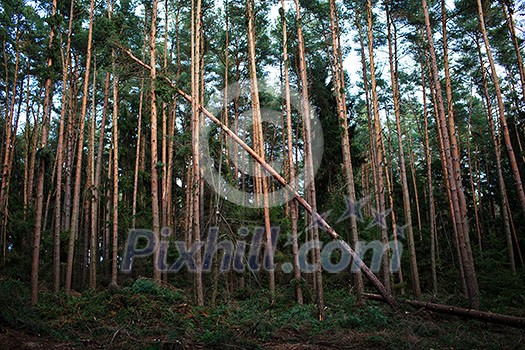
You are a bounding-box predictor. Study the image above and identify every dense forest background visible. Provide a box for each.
[1,0,525,348]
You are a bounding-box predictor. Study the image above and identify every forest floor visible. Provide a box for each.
[0,277,524,349]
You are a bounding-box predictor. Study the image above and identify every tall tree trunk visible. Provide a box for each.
[110,50,119,288]
[422,0,479,308]
[466,89,483,251]
[421,60,438,295]
[93,72,110,279]
[366,0,391,293]
[65,0,95,292]
[328,0,364,303]
[246,0,275,300]
[88,63,97,289]
[132,80,144,229]
[161,0,169,229]
[191,0,204,304]
[386,4,420,298]
[150,0,162,283]
[108,0,120,288]
[476,36,516,275]
[476,0,525,220]
[502,0,525,108]
[383,124,405,294]
[52,0,74,292]
[63,57,80,232]
[293,0,324,318]
[132,27,148,229]
[281,0,303,305]
[31,0,57,304]
[0,29,20,219]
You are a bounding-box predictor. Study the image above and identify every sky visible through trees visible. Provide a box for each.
[1,0,525,347]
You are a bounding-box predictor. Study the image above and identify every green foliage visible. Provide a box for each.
[0,279,52,336]
[131,277,184,302]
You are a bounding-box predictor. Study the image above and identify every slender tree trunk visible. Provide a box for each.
[293,0,324,318]
[386,4,420,298]
[328,0,364,303]
[65,0,95,292]
[110,50,119,288]
[476,0,525,220]
[366,0,391,293]
[442,2,474,272]
[161,0,169,229]
[150,0,162,283]
[246,0,275,300]
[421,61,438,295]
[502,0,525,108]
[52,0,74,292]
[383,124,405,294]
[88,63,97,289]
[466,89,483,251]
[31,0,57,304]
[281,0,303,305]
[93,72,110,280]
[355,11,374,221]
[63,58,80,232]
[422,43,469,295]
[167,8,181,228]
[0,29,20,219]
[476,36,516,274]
[132,80,144,229]
[191,0,204,304]
[422,0,479,308]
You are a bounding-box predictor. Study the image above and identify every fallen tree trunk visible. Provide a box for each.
[364,293,525,328]
[120,45,398,309]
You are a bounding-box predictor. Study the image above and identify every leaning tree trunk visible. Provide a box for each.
[122,42,400,310]
[476,36,516,275]
[502,0,525,108]
[422,0,479,309]
[476,0,525,221]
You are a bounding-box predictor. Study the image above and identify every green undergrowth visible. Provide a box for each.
[0,278,523,349]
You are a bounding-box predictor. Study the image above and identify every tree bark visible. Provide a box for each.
[476,0,525,221]
[386,3,421,298]
[121,45,399,310]
[191,0,204,304]
[366,0,391,293]
[246,0,275,300]
[281,0,303,305]
[293,0,324,318]
[422,0,479,309]
[476,36,516,275]
[31,0,57,304]
[65,0,95,292]
[150,0,162,283]
[328,0,364,303]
